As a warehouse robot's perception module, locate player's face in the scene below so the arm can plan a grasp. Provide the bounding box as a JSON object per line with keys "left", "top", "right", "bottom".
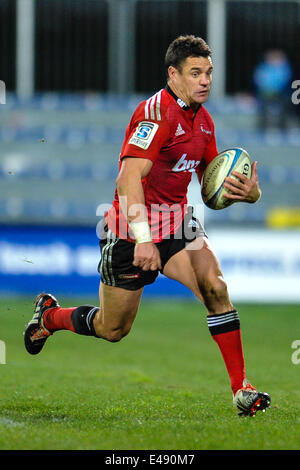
{"left": 169, "top": 56, "right": 213, "bottom": 107}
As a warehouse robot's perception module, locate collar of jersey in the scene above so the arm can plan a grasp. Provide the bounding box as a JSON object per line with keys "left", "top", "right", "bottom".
{"left": 165, "top": 84, "right": 202, "bottom": 113}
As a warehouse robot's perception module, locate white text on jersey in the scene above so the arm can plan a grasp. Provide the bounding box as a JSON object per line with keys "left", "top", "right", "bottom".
{"left": 172, "top": 154, "right": 200, "bottom": 173}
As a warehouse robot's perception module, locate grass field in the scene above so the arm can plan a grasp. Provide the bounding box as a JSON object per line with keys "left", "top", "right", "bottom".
{"left": 0, "top": 298, "right": 300, "bottom": 450}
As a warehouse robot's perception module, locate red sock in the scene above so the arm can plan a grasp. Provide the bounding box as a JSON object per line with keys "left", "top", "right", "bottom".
{"left": 43, "top": 305, "right": 98, "bottom": 336}
{"left": 43, "top": 307, "right": 76, "bottom": 332}
{"left": 207, "top": 311, "right": 246, "bottom": 394}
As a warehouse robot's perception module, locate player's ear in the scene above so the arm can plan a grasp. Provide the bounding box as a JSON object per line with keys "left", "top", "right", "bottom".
{"left": 168, "top": 66, "right": 177, "bottom": 81}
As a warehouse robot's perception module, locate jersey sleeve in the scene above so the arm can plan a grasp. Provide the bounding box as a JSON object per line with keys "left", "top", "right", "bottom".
{"left": 120, "top": 99, "right": 170, "bottom": 163}
{"left": 196, "top": 124, "right": 219, "bottom": 181}
{"left": 202, "top": 131, "right": 218, "bottom": 165}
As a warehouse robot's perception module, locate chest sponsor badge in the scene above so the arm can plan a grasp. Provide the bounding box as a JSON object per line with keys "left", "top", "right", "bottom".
{"left": 200, "top": 124, "right": 212, "bottom": 135}
{"left": 129, "top": 121, "right": 159, "bottom": 150}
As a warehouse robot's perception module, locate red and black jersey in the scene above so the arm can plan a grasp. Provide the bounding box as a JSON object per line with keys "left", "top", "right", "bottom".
{"left": 106, "top": 85, "right": 218, "bottom": 242}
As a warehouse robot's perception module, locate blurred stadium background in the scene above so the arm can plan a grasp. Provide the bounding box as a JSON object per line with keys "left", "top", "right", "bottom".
{"left": 0, "top": 0, "right": 300, "bottom": 302}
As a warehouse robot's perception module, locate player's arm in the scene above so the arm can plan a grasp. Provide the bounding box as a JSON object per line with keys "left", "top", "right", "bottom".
{"left": 116, "top": 157, "right": 162, "bottom": 271}
{"left": 196, "top": 130, "right": 218, "bottom": 183}
{"left": 223, "top": 161, "right": 261, "bottom": 203}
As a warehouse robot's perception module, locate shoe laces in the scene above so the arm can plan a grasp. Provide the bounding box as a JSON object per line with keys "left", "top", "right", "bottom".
{"left": 241, "top": 379, "right": 256, "bottom": 392}
{"left": 31, "top": 327, "right": 51, "bottom": 341}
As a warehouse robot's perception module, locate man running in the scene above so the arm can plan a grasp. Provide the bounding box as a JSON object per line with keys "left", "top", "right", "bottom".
{"left": 24, "top": 35, "right": 270, "bottom": 417}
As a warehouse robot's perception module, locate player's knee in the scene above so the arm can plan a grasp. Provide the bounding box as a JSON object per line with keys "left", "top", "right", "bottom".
{"left": 105, "top": 326, "right": 131, "bottom": 343}
{"left": 104, "top": 329, "right": 123, "bottom": 342}
{"left": 201, "top": 276, "right": 229, "bottom": 303}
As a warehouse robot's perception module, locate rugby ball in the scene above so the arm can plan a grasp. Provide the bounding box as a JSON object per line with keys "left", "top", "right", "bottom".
{"left": 201, "top": 148, "right": 252, "bottom": 210}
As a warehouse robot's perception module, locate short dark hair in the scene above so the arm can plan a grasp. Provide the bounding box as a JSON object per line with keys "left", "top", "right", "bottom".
{"left": 165, "top": 35, "right": 211, "bottom": 78}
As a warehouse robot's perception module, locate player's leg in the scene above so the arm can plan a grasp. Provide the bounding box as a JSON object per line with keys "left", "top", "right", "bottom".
{"left": 162, "top": 236, "right": 232, "bottom": 311}
{"left": 184, "top": 238, "right": 246, "bottom": 396}
{"left": 185, "top": 237, "right": 234, "bottom": 314}
{"left": 24, "top": 283, "right": 143, "bottom": 355}
{"left": 44, "top": 281, "right": 143, "bottom": 342}
{"left": 24, "top": 223, "right": 149, "bottom": 354}
{"left": 163, "top": 237, "right": 245, "bottom": 393}
{"left": 92, "top": 282, "right": 143, "bottom": 342}
{"left": 163, "top": 237, "right": 270, "bottom": 415}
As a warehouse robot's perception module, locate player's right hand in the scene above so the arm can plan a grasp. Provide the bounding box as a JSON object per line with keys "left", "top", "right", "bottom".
{"left": 133, "top": 242, "right": 162, "bottom": 271}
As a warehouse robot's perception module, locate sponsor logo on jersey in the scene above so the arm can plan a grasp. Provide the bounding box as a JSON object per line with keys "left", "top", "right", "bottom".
{"left": 175, "top": 123, "right": 185, "bottom": 137}
{"left": 200, "top": 124, "right": 212, "bottom": 135}
{"left": 129, "top": 121, "right": 159, "bottom": 150}
{"left": 172, "top": 153, "right": 200, "bottom": 173}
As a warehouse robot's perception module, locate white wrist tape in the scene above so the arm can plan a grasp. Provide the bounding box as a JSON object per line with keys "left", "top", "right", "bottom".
{"left": 129, "top": 221, "right": 152, "bottom": 244}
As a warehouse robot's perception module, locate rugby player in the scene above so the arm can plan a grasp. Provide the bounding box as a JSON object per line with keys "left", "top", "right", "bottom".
{"left": 24, "top": 35, "right": 270, "bottom": 417}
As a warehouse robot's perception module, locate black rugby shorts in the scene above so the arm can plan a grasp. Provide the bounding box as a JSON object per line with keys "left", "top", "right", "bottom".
{"left": 98, "top": 208, "right": 206, "bottom": 291}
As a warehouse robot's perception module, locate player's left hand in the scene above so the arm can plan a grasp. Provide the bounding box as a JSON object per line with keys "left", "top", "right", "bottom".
{"left": 223, "top": 161, "right": 261, "bottom": 203}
